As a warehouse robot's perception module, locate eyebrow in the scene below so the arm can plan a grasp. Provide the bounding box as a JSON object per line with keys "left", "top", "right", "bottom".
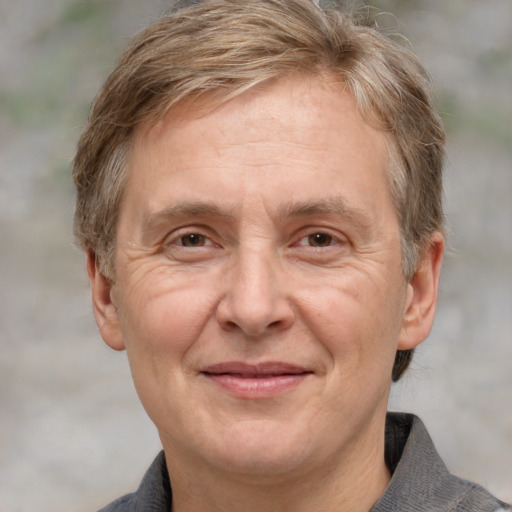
{"left": 142, "top": 200, "right": 233, "bottom": 225}
{"left": 140, "top": 196, "right": 374, "bottom": 240}
{"left": 279, "top": 197, "right": 374, "bottom": 232}
{"left": 140, "top": 201, "right": 235, "bottom": 241}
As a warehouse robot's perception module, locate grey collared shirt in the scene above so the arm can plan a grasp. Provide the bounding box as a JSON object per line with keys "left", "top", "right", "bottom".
{"left": 97, "top": 412, "right": 510, "bottom": 511}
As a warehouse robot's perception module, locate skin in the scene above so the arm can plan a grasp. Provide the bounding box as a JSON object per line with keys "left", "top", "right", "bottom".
{"left": 88, "top": 76, "right": 444, "bottom": 512}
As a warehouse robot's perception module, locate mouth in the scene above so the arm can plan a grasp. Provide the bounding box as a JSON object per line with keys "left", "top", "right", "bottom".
{"left": 200, "top": 362, "right": 313, "bottom": 398}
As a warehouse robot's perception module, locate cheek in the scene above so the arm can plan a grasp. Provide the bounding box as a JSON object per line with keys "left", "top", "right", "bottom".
{"left": 296, "top": 273, "right": 405, "bottom": 373}
{"left": 115, "top": 274, "right": 222, "bottom": 426}
{"left": 116, "top": 270, "right": 220, "bottom": 372}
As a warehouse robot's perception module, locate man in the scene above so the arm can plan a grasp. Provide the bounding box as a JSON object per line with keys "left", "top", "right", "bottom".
{"left": 73, "top": 0, "right": 511, "bottom": 510}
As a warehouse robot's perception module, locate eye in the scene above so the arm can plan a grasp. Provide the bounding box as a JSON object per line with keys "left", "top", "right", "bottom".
{"left": 162, "top": 229, "right": 221, "bottom": 262}
{"left": 307, "top": 232, "right": 333, "bottom": 247}
{"left": 179, "top": 233, "right": 208, "bottom": 247}
{"left": 296, "top": 232, "right": 336, "bottom": 247}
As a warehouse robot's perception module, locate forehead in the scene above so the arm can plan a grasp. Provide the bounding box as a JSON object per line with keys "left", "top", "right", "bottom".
{"left": 135, "top": 75, "right": 389, "bottom": 165}
{"left": 143, "top": 74, "right": 373, "bottom": 134}
{"left": 124, "top": 76, "right": 394, "bottom": 225}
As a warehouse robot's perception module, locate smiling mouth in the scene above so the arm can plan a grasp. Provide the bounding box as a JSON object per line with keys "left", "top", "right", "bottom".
{"left": 201, "top": 362, "right": 312, "bottom": 398}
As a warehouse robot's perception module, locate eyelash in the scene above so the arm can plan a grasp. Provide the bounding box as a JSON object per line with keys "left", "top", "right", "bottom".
{"left": 166, "top": 230, "right": 217, "bottom": 248}
{"left": 177, "top": 233, "right": 209, "bottom": 247}
{"left": 296, "top": 232, "right": 337, "bottom": 248}
{"left": 165, "top": 228, "right": 344, "bottom": 250}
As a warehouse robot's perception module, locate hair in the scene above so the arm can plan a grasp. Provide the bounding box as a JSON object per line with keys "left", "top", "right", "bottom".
{"left": 73, "top": 0, "right": 446, "bottom": 381}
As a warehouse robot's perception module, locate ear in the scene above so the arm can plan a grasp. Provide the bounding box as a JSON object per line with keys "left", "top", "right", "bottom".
{"left": 86, "top": 251, "right": 126, "bottom": 351}
{"left": 398, "top": 232, "right": 444, "bottom": 350}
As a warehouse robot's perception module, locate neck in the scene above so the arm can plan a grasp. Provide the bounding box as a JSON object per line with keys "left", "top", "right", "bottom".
{"left": 164, "top": 419, "right": 391, "bottom": 512}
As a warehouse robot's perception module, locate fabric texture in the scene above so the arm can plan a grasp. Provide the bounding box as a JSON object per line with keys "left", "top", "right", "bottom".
{"left": 97, "top": 412, "right": 510, "bottom": 512}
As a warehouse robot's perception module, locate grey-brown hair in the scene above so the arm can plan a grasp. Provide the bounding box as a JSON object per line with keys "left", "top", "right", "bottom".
{"left": 73, "top": 0, "right": 446, "bottom": 380}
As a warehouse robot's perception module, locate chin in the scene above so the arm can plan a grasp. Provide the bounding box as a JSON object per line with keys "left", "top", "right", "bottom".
{"left": 202, "top": 419, "right": 315, "bottom": 478}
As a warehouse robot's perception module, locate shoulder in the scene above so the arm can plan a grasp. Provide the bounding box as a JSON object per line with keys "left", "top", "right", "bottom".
{"left": 96, "top": 493, "right": 136, "bottom": 512}
{"left": 94, "top": 451, "right": 172, "bottom": 512}
{"left": 453, "top": 484, "right": 511, "bottom": 512}
{"left": 373, "top": 413, "right": 511, "bottom": 512}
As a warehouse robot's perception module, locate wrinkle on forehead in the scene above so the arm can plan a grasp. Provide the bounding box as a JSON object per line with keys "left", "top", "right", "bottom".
{"left": 123, "top": 74, "right": 396, "bottom": 245}
{"left": 135, "top": 74, "right": 362, "bottom": 147}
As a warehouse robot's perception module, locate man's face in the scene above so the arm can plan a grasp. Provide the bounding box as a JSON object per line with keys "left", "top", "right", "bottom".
{"left": 90, "top": 76, "right": 440, "bottom": 480}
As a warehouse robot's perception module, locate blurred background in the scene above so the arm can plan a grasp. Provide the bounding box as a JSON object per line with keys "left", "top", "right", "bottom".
{"left": 0, "top": 0, "right": 510, "bottom": 510}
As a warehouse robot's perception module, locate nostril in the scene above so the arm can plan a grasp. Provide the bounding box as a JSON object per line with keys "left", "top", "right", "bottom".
{"left": 215, "top": 282, "right": 296, "bottom": 336}
{"left": 221, "top": 319, "right": 240, "bottom": 332}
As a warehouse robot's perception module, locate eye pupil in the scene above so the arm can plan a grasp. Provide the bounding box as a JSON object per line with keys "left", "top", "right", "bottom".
{"left": 309, "top": 233, "right": 332, "bottom": 246}
{"left": 181, "top": 234, "right": 204, "bottom": 246}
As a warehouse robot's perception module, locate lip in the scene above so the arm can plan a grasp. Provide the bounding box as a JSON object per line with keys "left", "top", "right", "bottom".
{"left": 201, "top": 362, "right": 312, "bottom": 399}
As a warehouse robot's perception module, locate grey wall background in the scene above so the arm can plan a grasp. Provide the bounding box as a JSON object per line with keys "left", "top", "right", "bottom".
{"left": 0, "top": 1, "right": 510, "bottom": 510}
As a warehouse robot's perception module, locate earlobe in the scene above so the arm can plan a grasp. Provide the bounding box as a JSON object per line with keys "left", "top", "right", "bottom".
{"left": 398, "top": 232, "right": 444, "bottom": 351}
{"left": 86, "top": 251, "right": 126, "bottom": 351}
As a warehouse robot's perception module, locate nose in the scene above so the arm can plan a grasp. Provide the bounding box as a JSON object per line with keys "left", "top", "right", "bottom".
{"left": 216, "top": 248, "right": 295, "bottom": 337}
